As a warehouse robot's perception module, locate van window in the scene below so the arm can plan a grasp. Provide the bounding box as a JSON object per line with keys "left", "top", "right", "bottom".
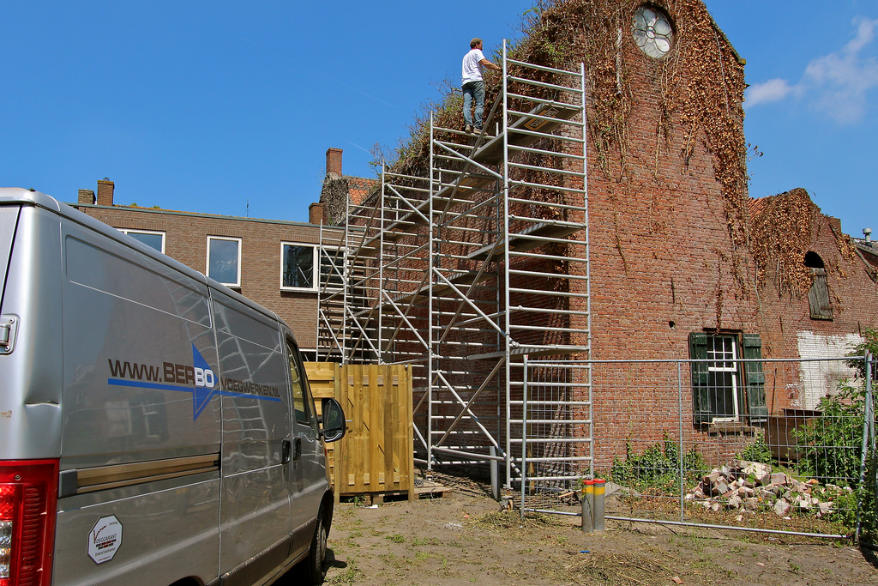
{"left": 0, "top": 207, "right": 18, "bottom": 309}
{"left": 287, "top": 340, "right": 313, "bottom": 426}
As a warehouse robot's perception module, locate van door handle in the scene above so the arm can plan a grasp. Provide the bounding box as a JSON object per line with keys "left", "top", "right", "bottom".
{"left": 293, "top": 437, "right": 302, "bottom": 460}
{"left": 282, "top": 439, "right": 291, "bottom": 464}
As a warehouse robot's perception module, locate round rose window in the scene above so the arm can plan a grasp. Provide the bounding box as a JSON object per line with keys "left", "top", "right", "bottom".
{"left": 633, "top": 5, "right": 673, "bottom": 59}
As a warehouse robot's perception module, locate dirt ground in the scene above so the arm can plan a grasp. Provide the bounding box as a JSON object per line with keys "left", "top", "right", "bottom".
{"left": 320, "top": 474, "right": 878, "bottom": 585}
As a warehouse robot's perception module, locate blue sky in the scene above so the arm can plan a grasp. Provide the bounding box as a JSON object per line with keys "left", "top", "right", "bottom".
{"left": 3, "top": 1, "right": 876, "bottom": 237}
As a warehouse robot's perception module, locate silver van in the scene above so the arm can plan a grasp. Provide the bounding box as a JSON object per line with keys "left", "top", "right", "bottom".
{"left": 0, "top": 188, "right": 346, "bottom": 585}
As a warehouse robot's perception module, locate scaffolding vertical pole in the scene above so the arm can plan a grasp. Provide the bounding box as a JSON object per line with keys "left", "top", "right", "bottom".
{"left": 581, "top": 59, "right": 594, "bottom": 481}
{"left": 378, "top": 165, "right": 386, "bottom": 364}
{"left": 427, "top": 113, "right": 435, "bottom": 470}
{"left": 342, "top": 182, "right": 350, "bottom": 364}
{"left": 502, "top": 38, "right": 513, "bottom": 489}
{"left": 316, "top": 221, "right": 323, "bottom": 360}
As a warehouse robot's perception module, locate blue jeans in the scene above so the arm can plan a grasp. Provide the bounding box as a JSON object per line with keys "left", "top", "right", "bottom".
{"left": 462, "top": 80, "right": 485, "bottom": 128}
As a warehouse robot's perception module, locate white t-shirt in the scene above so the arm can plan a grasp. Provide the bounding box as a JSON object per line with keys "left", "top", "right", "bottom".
{"left": 462, "top": 48, "right": 485, "bottom": 85}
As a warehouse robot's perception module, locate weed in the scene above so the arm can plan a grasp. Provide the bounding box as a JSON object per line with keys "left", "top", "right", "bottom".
{"left": 737, "top": 431, "right": 772, "bottom": 464}
{"left": 325, "top": 558, "right": 363, "bottom": 585}
{"left": 386, "top": 534, "right": 405, "bottom": 544}
{"left": 610, "top": 437, "right": 706, "bottom": 492}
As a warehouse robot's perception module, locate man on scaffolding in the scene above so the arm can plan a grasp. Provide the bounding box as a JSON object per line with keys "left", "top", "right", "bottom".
{"left": 462, "top": 37, "right": 501, "bottom": 134}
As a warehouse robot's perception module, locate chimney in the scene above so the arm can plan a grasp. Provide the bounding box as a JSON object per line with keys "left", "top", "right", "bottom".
{"left": 309, "top": 202, "right": 325, "bottom": 225}
{"left": 78, "top": 189, "right": 95, "bottom": 205}
{"left": 827, "top": 216, "right": 841, "bottom": 234}
{"left": 326, "top": 148, "right": 342, "bottom": 177}
{"left": 96, "top": 179, "right": 115, "bottom": 206}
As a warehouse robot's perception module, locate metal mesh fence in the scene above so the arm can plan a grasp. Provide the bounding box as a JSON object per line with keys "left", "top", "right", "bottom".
{"left": 520, "top": 355, "right": 876, "bottom": 540}
{"left": 513, "top": 357, "right": 592, "bottom": 512}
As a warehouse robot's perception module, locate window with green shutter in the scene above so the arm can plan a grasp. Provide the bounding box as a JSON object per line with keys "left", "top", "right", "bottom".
{"left": 688, "top": 332, "right": 767, "bottom": 427}
{"left": 689, "top": 333, "right": 712, "bottom": 425}
{"left": 742, "top": 334, "right": 767, "bottom": 423}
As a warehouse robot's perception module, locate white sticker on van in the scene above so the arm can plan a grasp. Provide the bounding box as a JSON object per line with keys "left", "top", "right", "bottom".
{"left": 88, "top": 515, "right": 123, "bottom": 565}
{"left": 107, "top": 344, "right": 282, "bottom": 421}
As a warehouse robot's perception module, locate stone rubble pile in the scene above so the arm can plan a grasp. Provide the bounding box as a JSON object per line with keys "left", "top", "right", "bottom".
{"left": 684, "top": 460, "right": 851, "bottom": 518}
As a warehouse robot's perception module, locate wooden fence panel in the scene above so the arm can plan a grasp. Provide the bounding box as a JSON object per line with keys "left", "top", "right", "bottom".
{"left": 305, "top": 362, "right": 414, "bottom": 501}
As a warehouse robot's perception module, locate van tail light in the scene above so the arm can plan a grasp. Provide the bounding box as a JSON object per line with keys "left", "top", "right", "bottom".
{"left": 0, "top": 460, "right": 59, "bottom": 586}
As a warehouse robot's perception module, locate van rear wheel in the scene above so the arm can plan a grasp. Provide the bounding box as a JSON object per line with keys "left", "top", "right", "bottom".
{"left": 303, "top": 512, "right": 327, "bottom": 584}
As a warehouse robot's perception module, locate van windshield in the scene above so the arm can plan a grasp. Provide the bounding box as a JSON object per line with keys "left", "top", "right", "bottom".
{"left": 0, "top": 206, "right": 20, "bottom": 312}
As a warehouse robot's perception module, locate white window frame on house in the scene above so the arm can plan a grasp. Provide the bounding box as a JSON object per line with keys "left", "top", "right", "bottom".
{"left": 280, "top": 242, "right": 318, "bottom": 292}
{"left": 206, "top": 236, "right": 242, "bottom": 288}
{"left": 690, "top": 332, "right": 767, "bottom": 427}
{"left": 706, "top": 335, "right": 740, "bottom": 423}
{"left": 119, "top": 228, "right": 165, "bottom": 254}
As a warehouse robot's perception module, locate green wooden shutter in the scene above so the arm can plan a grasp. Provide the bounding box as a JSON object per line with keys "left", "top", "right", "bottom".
{"left": 689, "top": 333, "right": 712, "bottom": 425}
{"left": 742, "top": 334, "right": 768, "bottom": 422}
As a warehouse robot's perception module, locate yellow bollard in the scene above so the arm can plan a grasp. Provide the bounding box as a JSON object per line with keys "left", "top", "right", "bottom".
{"left": 592, "top": 478, "right": 606, "bottom": 532}
{"left": 581, "top": 479, "right": 594, "bottom": 533}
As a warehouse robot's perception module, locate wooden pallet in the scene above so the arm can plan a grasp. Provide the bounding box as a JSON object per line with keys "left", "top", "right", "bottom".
{"left": 414, "top": 480, "right": 453, "bottom": 499}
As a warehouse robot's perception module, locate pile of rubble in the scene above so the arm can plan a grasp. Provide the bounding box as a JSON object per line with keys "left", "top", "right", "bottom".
{"left": 685, "top": 460, "right": 851, "bottom": 518}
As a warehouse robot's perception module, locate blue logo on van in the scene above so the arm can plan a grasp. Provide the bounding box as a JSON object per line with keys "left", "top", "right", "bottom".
{"left": 107, "top": 345, "right": 281, "bottom": 421}
{"left": 191, "top": 346, "right": 216, "bottom": 420}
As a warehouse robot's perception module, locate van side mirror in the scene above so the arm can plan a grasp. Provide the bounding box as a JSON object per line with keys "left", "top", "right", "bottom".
{"left": 320, "top": 398, "right": 346, "bottom": 443}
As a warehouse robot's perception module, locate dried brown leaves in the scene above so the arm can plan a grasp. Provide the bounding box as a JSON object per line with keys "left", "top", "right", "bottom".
{"left": 749, "top": 188, "right": 821, "bottom": 295}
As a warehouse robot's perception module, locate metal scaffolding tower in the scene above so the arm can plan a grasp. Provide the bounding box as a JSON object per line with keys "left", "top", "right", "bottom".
{"left": 318, "top": 42, "right": 593, "bottom": 501}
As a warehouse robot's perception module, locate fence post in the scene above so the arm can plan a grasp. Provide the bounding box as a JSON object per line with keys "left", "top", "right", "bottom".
{"left": 857, "top": 352, "right": 874, "bottom": 543}
{"left": 868, "top": 351, "right": 874, "bottom": 453}
{"left": 520, "top": 354, "right": 529, "bottom": 518}
{"left": 678, "top": 361, "right": 685, "bottom": 522}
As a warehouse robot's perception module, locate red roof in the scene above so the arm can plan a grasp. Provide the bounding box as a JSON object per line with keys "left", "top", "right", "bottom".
{"left": 347, "top": 176, "right": 378, "bottom": 206}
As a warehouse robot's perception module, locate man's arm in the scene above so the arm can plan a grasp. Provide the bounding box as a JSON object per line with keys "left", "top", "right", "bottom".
{"left": 479, "top": 58, "right": 502, "bottom": 72}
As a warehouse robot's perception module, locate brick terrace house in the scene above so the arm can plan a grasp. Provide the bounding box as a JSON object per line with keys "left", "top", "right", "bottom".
{"left": 69, "top": 149, "right": 376, "bottom": 356}
{"left": 317, "top": 0, "right": 877, "bottom": 469}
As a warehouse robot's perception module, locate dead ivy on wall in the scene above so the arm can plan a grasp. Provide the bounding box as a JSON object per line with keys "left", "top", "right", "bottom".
{"left": 749, "top": 188, "right": 858, "bottom": 297}
{"left": 386, "top": 0, "right": 749, "bottom": 244}
{"left": 377, "top": 0, "right": 858, "bottom": 307}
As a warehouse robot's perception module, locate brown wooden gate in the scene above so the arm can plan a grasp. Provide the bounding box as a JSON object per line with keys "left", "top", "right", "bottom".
{"left": 305, "top": 362, "right": 414, "bottom": 501}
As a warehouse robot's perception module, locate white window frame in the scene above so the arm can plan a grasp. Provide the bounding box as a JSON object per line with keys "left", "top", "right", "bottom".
{"left": 207, "top": 236, "right": 242, "bottom": 288}
{"left": 119, "top": 228, "right": 165, "bottom": 254}
{"left": 280, "top": 242, "right": 318, "bottom": 292}
{"left": 706, "top": 335, "right": 739, "bottom": 423}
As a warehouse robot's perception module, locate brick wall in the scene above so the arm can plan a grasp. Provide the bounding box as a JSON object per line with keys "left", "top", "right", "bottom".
{"left": 72, "top": 204, "right": 344, "bottom": 349}
{"left": 574, "top": 19, "right": 757, "bottom": 463}
{"left": 754, "top": 212, "right": 878, "bottom": 411}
